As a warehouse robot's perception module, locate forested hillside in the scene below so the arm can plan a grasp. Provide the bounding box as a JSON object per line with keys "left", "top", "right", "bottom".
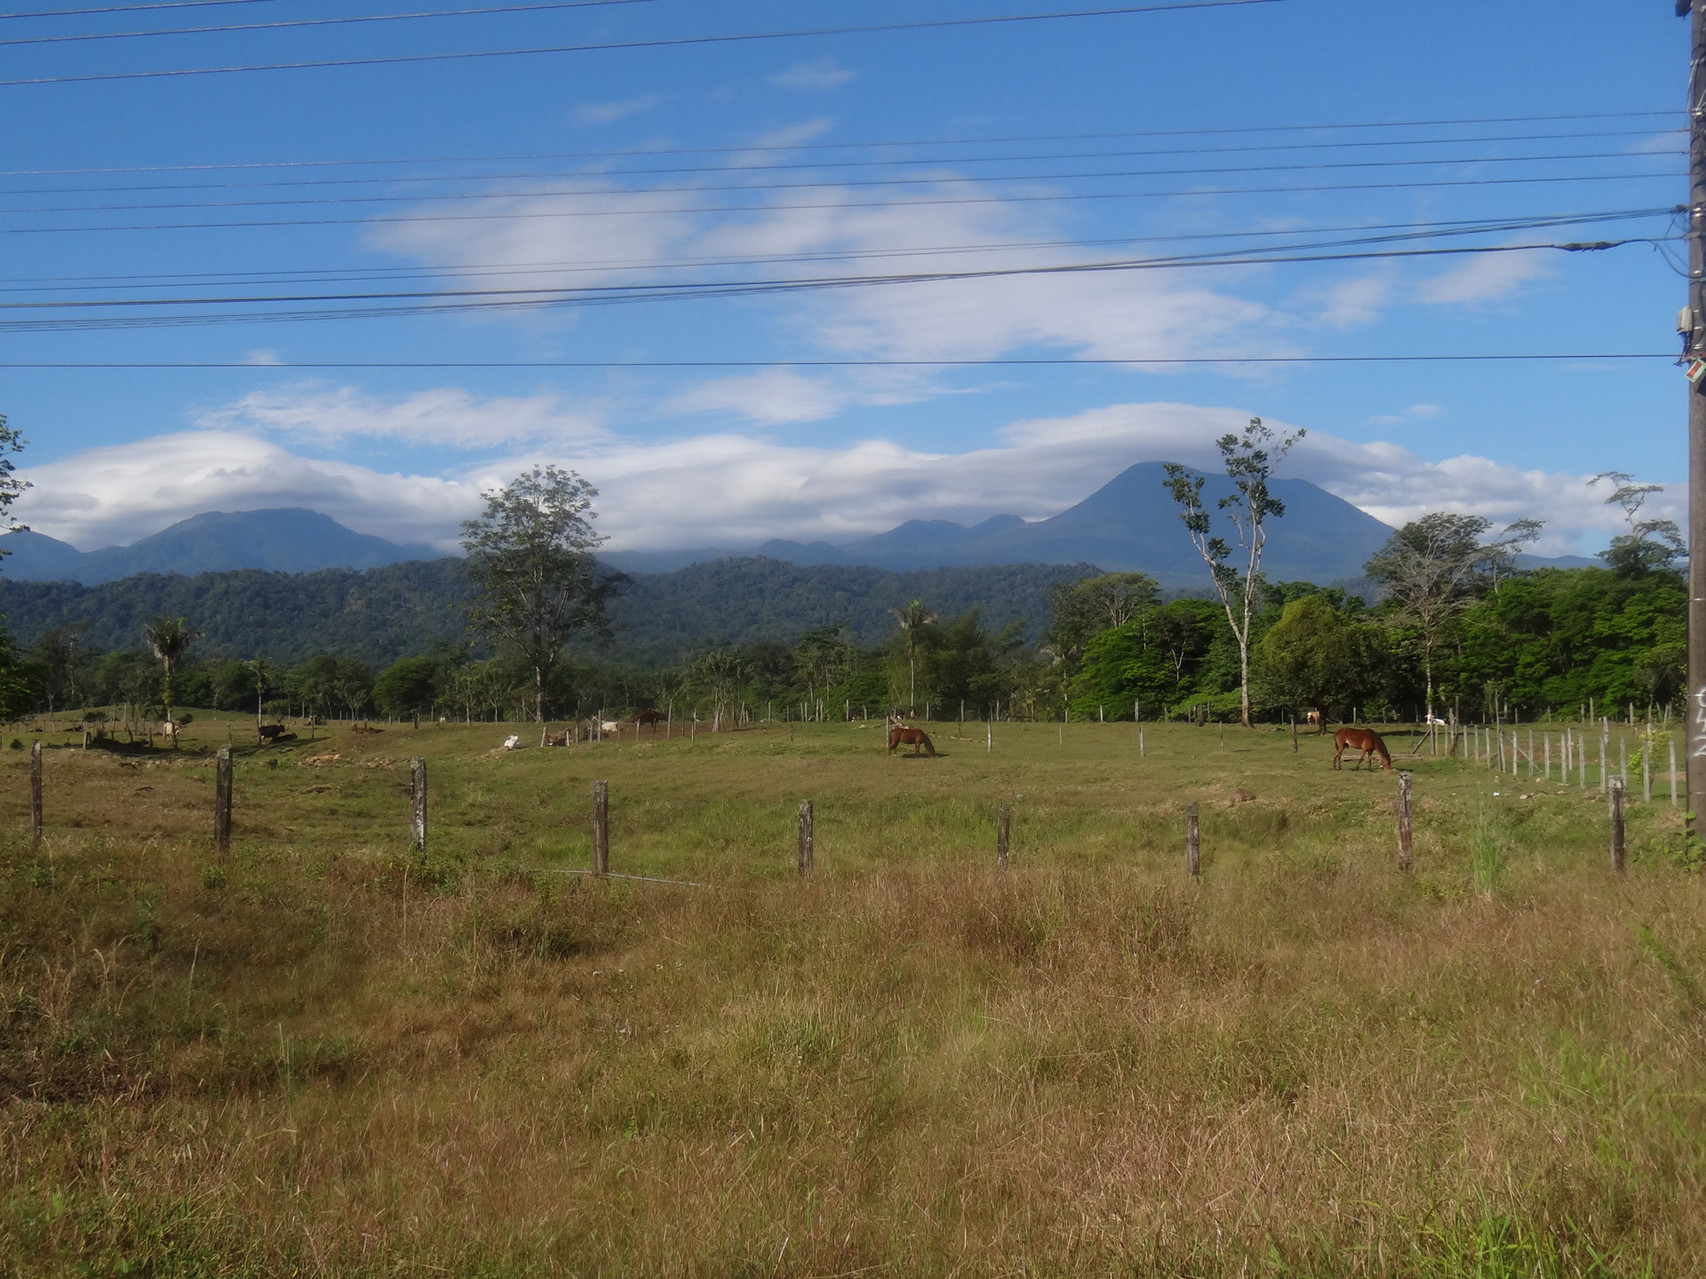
{"left": 0, "top": 556, "right": 1097, "bottom": 667}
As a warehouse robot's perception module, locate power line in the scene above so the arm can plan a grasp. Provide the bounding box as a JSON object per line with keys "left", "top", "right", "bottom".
{"left": 2, "top": 170, "right": 1682, "bottom": 234}
{"left": 0, "top": 238, "right": 1657, "bottom": 331}
{"left": 0, "top": 0, "right": 276, "bottom": 20}
{"left": 0, "top": 355, "right": 1674, "bottom": 368}
{"left": 0, "top": 111, "right": 1677, "bottom": 179}
{"left": 3, "top": 129, "right": 1681, "bottom": 199}
{"left": 0, "top": 0, "right": 657, "bottom": 47}
{"left": 0, "top": 148, "right": 1679, "bottom": 217}
{"left": 2, "top": 209, "right": 1664, "bottom": 294}
{"left": 0, "top": 0, "right": 1288, "bottom": 86}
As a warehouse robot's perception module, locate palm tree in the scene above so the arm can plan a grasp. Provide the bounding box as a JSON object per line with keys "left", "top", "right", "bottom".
{"left": 889, "top": 599, "right": 936, "bottom": 712}
{"left": 247, "top": 657, "right": 275, "bottom": 726}
{"left": 143, "top": 616, "right": 200, "bottom": 746}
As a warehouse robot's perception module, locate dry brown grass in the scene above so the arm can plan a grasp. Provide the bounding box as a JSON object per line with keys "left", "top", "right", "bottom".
{"left": 0, "top": 715, "right": 1701, "bottom": 1275}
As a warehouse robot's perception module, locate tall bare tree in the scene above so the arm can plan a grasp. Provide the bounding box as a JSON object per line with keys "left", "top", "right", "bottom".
{"left": 1589, "top": 470, "right": 1686, "bottom": 576}
{"left": 1364, "top": 513, "right": 1505, "bottom": 718}
{"left": 461, "top": 465, "right": 621, "bottom": 722}
{"left": 1163, "top": 418, "right": 1303, "bottom": 728}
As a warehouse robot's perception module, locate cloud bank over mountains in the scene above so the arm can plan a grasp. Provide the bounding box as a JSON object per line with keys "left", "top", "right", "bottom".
{"left": 14, "top": 394, "right": 1667, "bottom": 560}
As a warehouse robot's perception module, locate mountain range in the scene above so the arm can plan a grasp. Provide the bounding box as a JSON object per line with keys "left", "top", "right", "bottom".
{"left": 605, "top": 462, "right": 1396, "bottom": 586}
{"left": 1, "top": 463, "right": 1591, "bottom": 588}
{"left": 0, "top": 509, "right": 442, "bottom": 585}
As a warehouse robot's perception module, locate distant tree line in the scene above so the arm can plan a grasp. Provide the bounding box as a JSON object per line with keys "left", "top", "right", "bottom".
{"left": 0, "top": 453, "right": 1687, "bottom": 730}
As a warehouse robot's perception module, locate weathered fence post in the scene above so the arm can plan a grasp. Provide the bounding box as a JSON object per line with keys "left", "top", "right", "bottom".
{"left": 410, "top": 757, "right": 427, "bottom": 855}
{"left": 1291, "top": 714, "right": 1298, "bottom": 753}
{"left": 1396, "top": 770, "right": 1413, "bottom": 872}
{"left": 30, "top": 740, "right": 42, "bottom": 851}
{"left": 997, "top": 804, "right": 1011, "bottom": 869}
{"left": 591, "top": 780, "right": 609, "bottom": 874}
{"left": 1185, "top": 801, "right": 1200, "bottom": 882}
{"left": 1671, "top": 736, "right": 1679, "bottom": 807}
{"left": 797, "top": 799, "right": 814, "bottom": 876}
{"left": 213, "top": 745, "right": 233, "bottom": 855}
{"left": 1609, "top": 776, "right": 1626, "bottom": 874}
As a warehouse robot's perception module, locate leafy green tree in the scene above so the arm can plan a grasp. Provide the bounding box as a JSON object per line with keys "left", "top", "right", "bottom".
{"left": 0, "top": 413, "right": 29, "bottom": 554}
{"left": 143, "top": 616, "right": 199, "bottom": 743}
{"left": 1454, "top": 567, "right": 1685, "bottom": 717}
{"left": 1068, "top": 598, "right": 1229, "bottom": 721}
{"left": 888, "top": 599, "right": 937, "bottom": 711}
{"left": 374, "top": 655, "right": 442, "bottom": 719}
{"left": 1163, "top": 417, "right": 1303, "bottom": 727}
{"left": 1045, "top": 572, "right": 1160, "bottom": 675}
{"left": 461, "top": 465, "right": 621, "bottom": 721}
{"left": 1253, "top": 595, "right": 1387, "bottom": 726}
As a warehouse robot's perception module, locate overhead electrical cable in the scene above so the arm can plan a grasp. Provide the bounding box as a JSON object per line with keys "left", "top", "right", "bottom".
{"left": 0, "top": 238, "right": 1654, "bottom": 332}
{"left": 0, "top": 148, "right": 1678, "bottom": 218}
{"left": 1, "top": 209, "right": 1665, "bottom": 295}
{"left": 0, "top": 0, "right": 1291, "bottom": 87}
{"left": 0, "top": 0, "right": 276, "bottom": 19}
{"left": 0, "top": 130, "right": 1681, "bottom": 199}
{"left": 0, "top": 111, "right": 1676, "bottom": 178}
{"left": 0, "top": 355, "right": 1675, "bottom": 368}
{"left": 0, "top": 0, "right": 658, "bottom": 47}
{"left": 1, "top": 170, "right": 1682, "bottom": 234}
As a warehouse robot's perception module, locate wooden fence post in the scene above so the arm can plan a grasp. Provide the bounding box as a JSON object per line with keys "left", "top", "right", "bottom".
{"left": 997, "top": 804, "right": 1011, "bottom": 869}
{"left": 214, "top": 745, "right": 233, "bottom": 855}
{"left": 1671, "top": 736, "right": 1679, "bottom": 807}
{"left": 1396, "top": 770, "right": 1413, "bottom": 871}
{"left": 410, "top": 757, "right": 427, "bottom": 855}
{"left": 1291, "top": 714, "right": 1298, "bottom": 753}
{"left": 1185, "top": 801, "right": 1200, "bottom": 882}
{"left": 592, "top": 780, "right": 609, "bottom": 874}
{"left": 797, "top": 799, "right": 814, "bottom": 876}
{"left": 1609, "top": 776, "right": 1626, "bottom": 875}
{"left": 30, "top": 740, "right": 42, "bottom": 851}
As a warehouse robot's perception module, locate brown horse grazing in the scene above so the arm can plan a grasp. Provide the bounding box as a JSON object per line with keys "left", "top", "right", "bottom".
{"left": 634, "top": 709, "right": 666, "bottom": 735}
{"left": 888, "top": 724, "right": 936, "bottom": 757}
{"left": 1332, "top": 726, "right": 1392, "bottom": 771}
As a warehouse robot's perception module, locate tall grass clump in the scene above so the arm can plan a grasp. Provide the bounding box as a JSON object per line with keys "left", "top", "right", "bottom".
{"left": 1471, "top": 800, "right": 1511, "bottom": 895}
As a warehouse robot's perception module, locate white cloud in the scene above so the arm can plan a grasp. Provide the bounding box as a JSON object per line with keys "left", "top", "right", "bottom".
{"left": 665, "top": 369, "right": 850, "bottom": 425}
{"left": 12, "top": 431, "right": 481, "bottom": 552}
{"left": 1415, "top": 247, "right": 1552, "bottom": 306}
{"left": 1313, "top": 274, "right": 1391, "bottom": 328}
{"left": 770, "top": 58, "right": 856, "bottom": 91}
{"left": 569, "top": 94, "right": 661, "bottom": 126}
{"left": 17, "top": 399, "right": 1668, "bottom": 560}
{"left": 194, "top": 384, "right": 609, "bottom": 450}
{"left": 242, "top": 349, "right": 282, "bottom": 366}
{"left": 1367, "top": 403, "right": 1442, "bottom": 426}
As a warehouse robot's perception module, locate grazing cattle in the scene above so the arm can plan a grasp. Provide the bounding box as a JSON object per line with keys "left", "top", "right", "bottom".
{"left": 258, "top": 723, "right": 288, "bottom": 742}
{"left": 634, "top": 710, "right": 666, "bottom": 734}
{"left": 545, "top": 730, "right": 571, "bottom": 747}
{"left": 600, "top": 720, "right": 621, "bottom": 736}
{"left": 1332, "top": 727, "right": 1392, "bottom": 771}
{"left": 1304, "top": 710, "right": 1324, "bottom": 732}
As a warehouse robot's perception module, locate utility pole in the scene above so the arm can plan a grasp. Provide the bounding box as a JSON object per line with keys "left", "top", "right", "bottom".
{"left": 1685, "top": 0, "right": 1706, "bottom": 831}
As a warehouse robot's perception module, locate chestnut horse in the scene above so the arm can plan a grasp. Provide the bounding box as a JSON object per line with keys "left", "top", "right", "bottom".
{"left": 1332, "top": 726, "right": 1392, "bottom": 771}
{"left": 888, "top": 723, "right": 936, "bottom": 757}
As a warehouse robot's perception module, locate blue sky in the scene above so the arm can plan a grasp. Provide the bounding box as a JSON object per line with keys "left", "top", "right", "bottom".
{"left": 1, "top": 0, "right": 1690, "bottom": 557}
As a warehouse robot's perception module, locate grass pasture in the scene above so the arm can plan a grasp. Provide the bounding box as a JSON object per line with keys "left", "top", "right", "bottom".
{"left": 1, "top": 714, "right": 1703, "bottom": 1276}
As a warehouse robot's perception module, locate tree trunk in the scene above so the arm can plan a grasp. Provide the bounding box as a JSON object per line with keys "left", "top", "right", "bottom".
{"left": 1238, "top": 641, "right": 1252, "bottom": 728}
